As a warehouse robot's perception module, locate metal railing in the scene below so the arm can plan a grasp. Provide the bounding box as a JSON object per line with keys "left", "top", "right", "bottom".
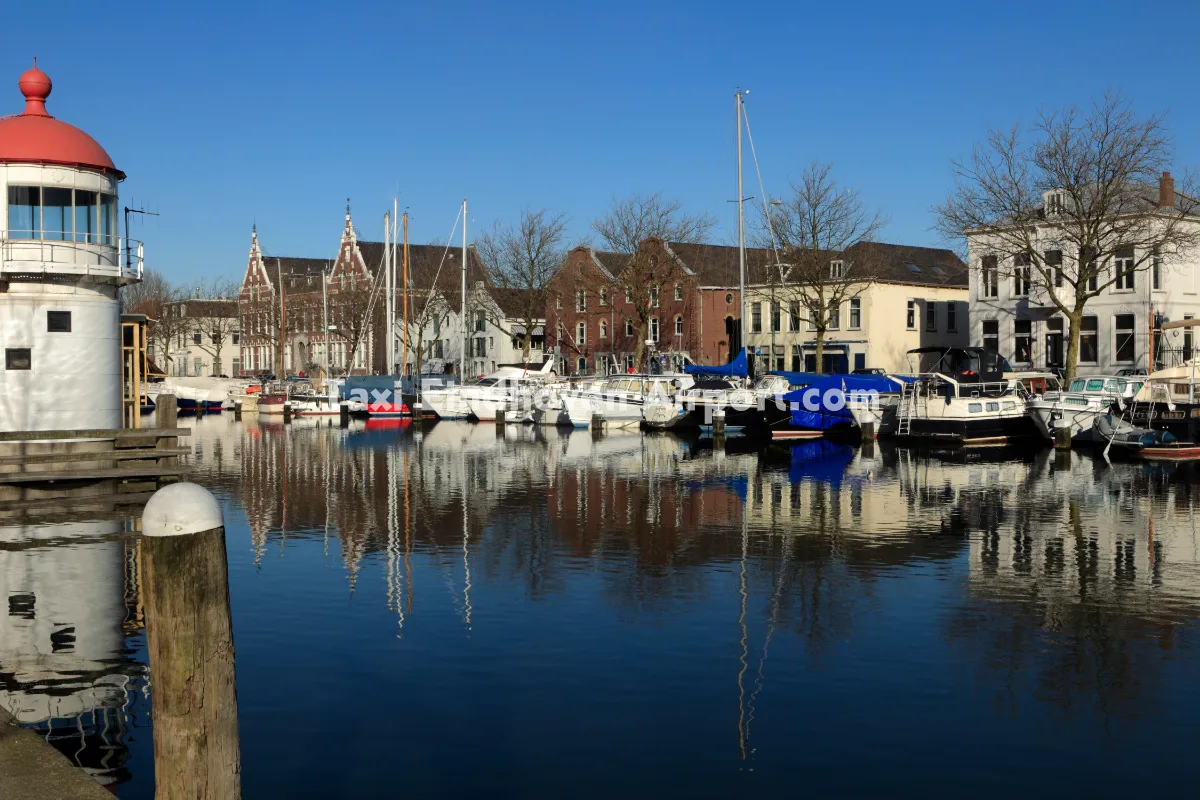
{"left": 1, "top": 233, "right": 143, "bottom": 282}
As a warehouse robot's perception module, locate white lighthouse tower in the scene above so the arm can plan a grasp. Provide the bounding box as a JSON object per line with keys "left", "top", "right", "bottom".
{"left": 0, "top": 61, "right": 141, "bottom": 432}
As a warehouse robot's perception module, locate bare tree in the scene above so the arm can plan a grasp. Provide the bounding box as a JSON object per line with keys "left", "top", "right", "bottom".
{"left": 591, "top": 192, "right": 716, "bottom": 254}
{"left": 124, "top": 270, "right": 189, "bottom": 375}
{"left": 935, "top": 91, "right": 1200, "bottom": 379}
{"left": 120, "top": 268, "right": 170, "bottom": 315}
{"left": 590, "top": 194, "right": 716, "bottom": 369}
{"left": 764, "top": 162, "right": 887, "bottom": 373}
{"left": 477, "top": 208, "right": 568, "bottom": 360}
{"left": 333, "top": 272, "right": 379, "bottom": 375}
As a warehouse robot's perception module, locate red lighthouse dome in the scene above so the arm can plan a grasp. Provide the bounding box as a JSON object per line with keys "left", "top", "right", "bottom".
{"left": 0, "top": 60, "right": 124, "bottom": 179}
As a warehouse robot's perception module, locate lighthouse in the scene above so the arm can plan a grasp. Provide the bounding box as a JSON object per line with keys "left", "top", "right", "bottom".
{"left": 0, "top": 61, "right": 140, "bottom": 432}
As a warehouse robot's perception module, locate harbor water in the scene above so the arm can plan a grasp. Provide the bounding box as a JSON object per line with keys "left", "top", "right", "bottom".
{"left": 4, "top": 415, "right": 1200, "bottom": 797}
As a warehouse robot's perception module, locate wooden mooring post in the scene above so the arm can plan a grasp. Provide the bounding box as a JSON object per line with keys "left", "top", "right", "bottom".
{"left": 1054, "top": 427, "right": 1072, "bottom": 450}
{"left": 339, "top": 403, "right": 350, "bottom": 428}
{"left": 142, "top": 483, "right": 241, "bottom": 800}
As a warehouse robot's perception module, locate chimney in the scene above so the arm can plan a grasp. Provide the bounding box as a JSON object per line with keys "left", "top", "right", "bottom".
{"left": 1160, "top": 171, "right": 1175, "bottom": 209}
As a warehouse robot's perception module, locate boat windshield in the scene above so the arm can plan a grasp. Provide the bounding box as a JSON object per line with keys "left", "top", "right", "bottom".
{"left": 1085, "top": 379, "right": 1105, "bottom": 392}
{"left": 1068, "top": 378, "right": 1086, "bottom": 392}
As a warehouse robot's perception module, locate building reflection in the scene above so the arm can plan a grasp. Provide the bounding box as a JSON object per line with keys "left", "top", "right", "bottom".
{"left": 0, "top": 520, "right": 147, "bottom": 791}
{"left": 180, "top": 414, "right": 1200, "bottom": 733}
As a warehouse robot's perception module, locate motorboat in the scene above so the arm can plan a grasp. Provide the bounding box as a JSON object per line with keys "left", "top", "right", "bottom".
{"left": 762, "top": 372, "right": 909, "bottom": 439}
{"left": 889, "top": 347, "right": 1054, "bottom": 445}
{"left": 459, "top": 359, "right": 557, "bottom": 422}
{"left": 1026, "top": 375, "right": 1143, "bottom": 444}
{"left": 560, "top": 373, "right": 695, "bottom": 428}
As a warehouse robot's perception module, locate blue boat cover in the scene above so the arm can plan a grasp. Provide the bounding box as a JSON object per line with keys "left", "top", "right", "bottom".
{"left": 341, "top": 376, "right": 398, "bottom": 403}
{"left": 771, "top": 372, "right": 909, "bottom": 430}
{"left": 788, "top": 439, "right": 855, "bottom": 488}
{"left": 685, "top": 349, "right": 749, "bottom": 378}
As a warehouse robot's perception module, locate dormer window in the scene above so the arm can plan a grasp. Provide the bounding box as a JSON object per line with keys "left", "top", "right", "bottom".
{"left": 830, "top": 260, "right": 844, "bottom": 279}
{"left": 905, "top": 263, "right": 921, "bottom": 274}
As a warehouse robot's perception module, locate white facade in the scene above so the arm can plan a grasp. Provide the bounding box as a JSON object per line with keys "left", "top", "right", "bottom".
{"left": 0, "top": 164, "right": 138, "bottom": 431}
{"left": 968, "top": 227, "right": 1200, "bottom": 375}
{"left": 403, "top": 286, "right": 546, "bottom": 378}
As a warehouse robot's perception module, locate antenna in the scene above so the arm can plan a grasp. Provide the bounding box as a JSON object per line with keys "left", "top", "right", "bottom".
{"left": 124, "top": 205, "right": 160, "bottom": 274}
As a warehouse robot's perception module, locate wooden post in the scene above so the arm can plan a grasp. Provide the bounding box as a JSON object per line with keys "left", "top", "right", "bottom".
{"left": 1054, "top": 426, "right": 1072, "bottom": 450}
{"left": 233, "top": 402, "right": 242, "bottom": 421}
{"left": 283, "top": 403, "right": 292, "bottom": 424}
{"left": 713, "top": 410, "right": 726, "bottom": 437}
{"left": 157, "top": 395, "right": 179, "bottom": 473}
{"left": 860, "top": 421, "right": 875, "bottom": 444}
{"left": 142, "top": 484, "right": 241, "bottom": 800}
{"left": 496, "top": 408, "right": 506, "bottom": 427}
{"left": 590, "top": 413, "right": 603, "bottom": 438}
{"left": 339, "top": 403, "right": 350, "bottom": 428}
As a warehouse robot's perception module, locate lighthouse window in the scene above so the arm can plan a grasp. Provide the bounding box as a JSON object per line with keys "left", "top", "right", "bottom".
{"left": 5, "top": 348, "right": 31, "bottom": 370}
{"left": 47, "top": 311, "right": 71, "bottom": 332}
{"left": 74, "top": 190, "right": 98, "bottom": 243}
{"left": 7, "top": 186, "right": 39, "bottom": 239}
{"left": 100, "top": 194, "right": 116, "bottom": 245}
{"left": 42, "top": 188, "right": 72, "bottom": 241}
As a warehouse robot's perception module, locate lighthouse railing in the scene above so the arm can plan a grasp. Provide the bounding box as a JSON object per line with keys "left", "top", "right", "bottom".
{"left": 1, "top": 233, "right": 143, "bottom": 283}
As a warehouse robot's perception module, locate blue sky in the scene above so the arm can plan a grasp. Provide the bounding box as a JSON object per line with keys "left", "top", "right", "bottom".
{"left": 7, "top": 0, "right": 1200, "bottom": 284}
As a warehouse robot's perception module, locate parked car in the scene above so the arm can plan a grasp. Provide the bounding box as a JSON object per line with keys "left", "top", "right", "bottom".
{"left": 852, "top": 367, "right": 885, "bottom": 375}
{"left": 1115, "top": 367, "right": 1148, "bottom": 377}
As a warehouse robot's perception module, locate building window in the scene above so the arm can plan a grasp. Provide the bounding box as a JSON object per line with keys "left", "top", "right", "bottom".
{"left": 232, "top": 333, "right": 240, "bottom": 345}
{"left": 770, "top": 301, "right": 781, "bottom": 333}
{"left": 981, "top": 255, "right": 998, "bottom": 299}
{"left": 828, "top": 302, "right": 840, "bottom": 330}
{"left": 193, "top": 332, "right": 202, "bottom": 345}
{"left": 1082, "top": 247, "right": 1099, "bottom": 292}
{"left": 475, "top": 312, "right": 486, "bottom": 332}
{"left": 1045, "top": 249, "right": 1063, "bottom": 288}
{"left": 623, "top": 354, "right": 634, "bottom": 371}
{"left": 625, "top": 290, "right": 632, "bottom": 304}
{"left": 848, "top": 298, "right": 862, "bottom": 329}
{"left": 791, "top": 344, "right": 802, "bottom": 372}
{"left": 1080, "top": 316, "right": 1098, "bottom": 363}
{"left": 600, "top": 288, "right": 608, "bottom": 306}
{"left": 577, "top": 357, "right": 586, "bottom": 374}
{"left": 599, "top": 320, "right": 608, "bottom": 339}
{"left": 750, "top": 302, "right": 762, "bottom": 333}
{"left": 674, "top": 283, "right": 683, "bottom": 301}
{"left": 906, "top": 300, "right": 916, "bottom": 330}
{"left": 924, "top": 302, "right": 936, "bottom": 332}
{"left": 1114, "top": 248, "right": 1135, "bottom": 291}
{"left": 1013, "top": 253, "right": 1031, "bottom": 296}
{"left": 5, "top": 348, "right": 31, "bottom": 370}
{"left": 830, "top": 260, "right": 844, "bottom": 279}
{"left": 46, "top": 311, "right": 71, "bottom": 332}
{"left": 1152, "top": 250, "right": 1162, "bottom": 291}
{"left": 474, "top": 337, "right": 487, "bottom": 357}
{"left": 625, "top": 319, "right": 634, "bottom": 337}
{"left": 946, "top": 302, "right": 956, "bottom": 332}
{"left": 674, "top": 315, "right": 683, "bottom": 336}
{"left": 575, "top": 289, "right": 587, "bottom": 312}
{"left": 725, "top": 292, "right": 733, "bottom": 305}
{"left": 1115, "top": 313, "right": 1136, "bottom": 363}
{"left": 650, "top": 285, "right": 660, "bottom": 308}
{"left": 576, "top": 321, "right": 586, "bottom": 346}
{"left": 555, "top": 296, "right": 562, "bottom": 310}
{"left": 1014, "top": 319, "right": 1032, "bottom": 363}
{"left": 7, "top": 186, "right": 40, "bottom": 239}
{"left": 1045, "top": 317, "right": 1064, "bottom": 368}
{"left": 649, "top": 317, "right": 660, "bottom": 342}
{"left": 1184, "top": 315, "right": 1194, "bottom": 361}
{"left": 556, "top": 321, "right": 564, "bottom": 343}
{"left": 789, "top": 300, "right": 802, "bottom": 331}
{"left": 982, "top": 319, "right": 999, "bottom": 351}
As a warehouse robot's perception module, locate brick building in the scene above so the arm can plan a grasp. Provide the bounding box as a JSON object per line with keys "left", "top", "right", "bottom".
{"left": 545, "top": 238, "right": 774, "bottom": 375}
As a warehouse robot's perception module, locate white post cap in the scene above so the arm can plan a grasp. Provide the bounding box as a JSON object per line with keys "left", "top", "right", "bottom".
{"left": 143, "top": 482, "right": 224, "bottom": 537}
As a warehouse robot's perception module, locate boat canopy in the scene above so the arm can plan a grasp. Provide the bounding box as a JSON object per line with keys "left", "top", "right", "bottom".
{"left": 771, "top": 371, "right": 909, "bottom": 393}
{"left": 770, "top": 372, "right": 907, "bottom": 431}
{"left": 907, "top": 346, "right": 1011, "bottom": 382}
{"left": 685, "top": 349, "right": 749, "bottom": 378}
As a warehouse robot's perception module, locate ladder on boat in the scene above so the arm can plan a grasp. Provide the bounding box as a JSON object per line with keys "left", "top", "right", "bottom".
{"left": 896, "top": 382, "right": 917, "bottom": 436}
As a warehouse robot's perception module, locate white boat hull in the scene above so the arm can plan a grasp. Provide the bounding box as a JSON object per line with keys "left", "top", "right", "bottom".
{"left": 423, "top": 388, "right": 471, "bottom": 420}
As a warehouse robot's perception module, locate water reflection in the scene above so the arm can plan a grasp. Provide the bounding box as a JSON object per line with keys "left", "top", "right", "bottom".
{"left": 0, "top": 520, "right": 147, "bottom": 791}
{"left": 8, "top": 414, "right": 1200, "bottom": 796}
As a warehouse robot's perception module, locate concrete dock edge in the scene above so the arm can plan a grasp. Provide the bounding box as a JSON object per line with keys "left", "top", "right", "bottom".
{"left": 0, "top": 707, "right": 111, "bottom": 800}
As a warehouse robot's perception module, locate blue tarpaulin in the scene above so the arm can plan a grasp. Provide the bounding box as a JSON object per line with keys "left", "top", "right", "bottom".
{"left": 341, "top": 376, "right": 399, "bottom": 403}
{"left": 772, "top": 372, "right": 909, "bottom": 430}
{"left": 685, "top": 350, "right": 749, "bottom": 378}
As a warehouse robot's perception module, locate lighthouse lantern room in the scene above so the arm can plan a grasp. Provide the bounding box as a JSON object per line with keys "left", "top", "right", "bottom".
{"left": 0, "top": 61, "right": 142, "bottom": 432}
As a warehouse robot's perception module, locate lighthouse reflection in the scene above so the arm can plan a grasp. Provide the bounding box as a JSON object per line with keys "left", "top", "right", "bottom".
{"left": 0, "top": 520, "right": 148, "bottom": 791}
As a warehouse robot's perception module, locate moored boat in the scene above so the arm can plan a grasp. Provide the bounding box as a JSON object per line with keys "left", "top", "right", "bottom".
{"left": 1026, "top": 375, "right": 1143, "bottom": 444}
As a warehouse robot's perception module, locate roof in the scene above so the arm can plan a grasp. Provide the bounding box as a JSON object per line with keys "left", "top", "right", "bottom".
{"left": 843, "top": 242, "right": 968, "bottom": 287}
{"left": 664, "top": 241, "right": 777, "bottom": 285}
{"left": 165, "top": 298, "right": 238, "bottom": 318}
{"left": 0, "top": 64, "right": 123, "bottom": 179}
{"left": 592, "top": 250, "right": 628, "bottom": 279}
{"left": 488, "top": 287, "right": 546, "bottom": 318}
{"left": 356, "top": 241, "right": 490, "bottom": 309}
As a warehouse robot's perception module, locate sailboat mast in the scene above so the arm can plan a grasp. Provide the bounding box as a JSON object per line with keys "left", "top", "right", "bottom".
{"left": 736, "top": 91, "right": 747, "bottom": 369}
{"left": 384, "top": 211, "right": 393, "bottom": 376}
{"left": 461, "top": 199, "right": 468, "bottom": 378}
{"left": 403, "top": 211, "right": 410, "bottom": 376}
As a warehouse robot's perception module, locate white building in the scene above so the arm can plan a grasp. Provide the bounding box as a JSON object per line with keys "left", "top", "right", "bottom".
{"left": 0, "top": 63, "right": 142, "bottom": 431}
{"left": 967, "top": 173, "right": 1200, "bottom": 374}
{"left": 744, "top": 242, "right": 970, "bottom": 373}
{"left": 159, "top": 298, "right": 240, "bottom": 377}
